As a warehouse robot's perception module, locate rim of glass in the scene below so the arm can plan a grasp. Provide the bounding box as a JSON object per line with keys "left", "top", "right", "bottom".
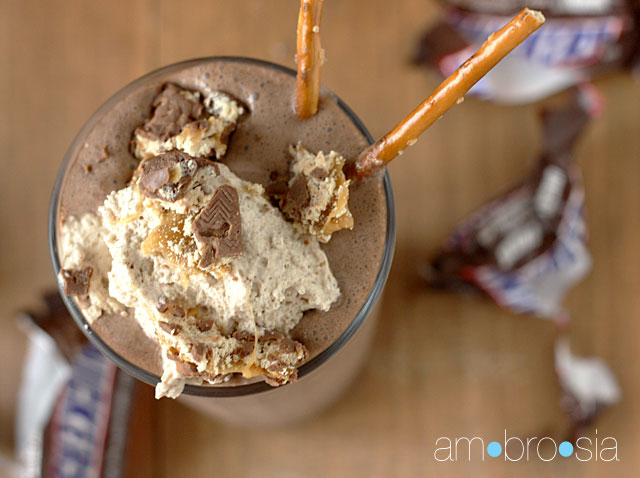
{"left": 49, "top": 56, "right": 396, "bottom": 397}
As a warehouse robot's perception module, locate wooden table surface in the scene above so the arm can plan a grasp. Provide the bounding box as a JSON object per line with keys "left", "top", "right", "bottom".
{"left": 1, "top": 1, "right": 639, "bottom": 476}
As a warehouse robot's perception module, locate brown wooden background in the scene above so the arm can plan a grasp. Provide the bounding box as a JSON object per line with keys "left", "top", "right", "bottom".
{"left": 1, "top": 1, "right": 639, "bottom": 476}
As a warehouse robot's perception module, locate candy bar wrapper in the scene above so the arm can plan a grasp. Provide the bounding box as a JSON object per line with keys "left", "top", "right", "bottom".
{"left": 414, "top": 0, "right": 640, "bottom": 104}
{"left": 421, "top": 90, "right": 620, "bottom": 435}
{"left": 555, "top": 338, "right": 621, "bottom": 441}
{"left": 421, "top": 90, "right": 593, "bottom": 317}
{"left": 15, "top": 292, "right": 139, "bottom": 478}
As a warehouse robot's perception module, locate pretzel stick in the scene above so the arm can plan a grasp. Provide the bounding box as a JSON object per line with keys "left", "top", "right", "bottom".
{"left": 295, "top": 0, "right": 324, "bottom": 119}
{"left": 350, "top": 8, "right": 545, "bottom": 180}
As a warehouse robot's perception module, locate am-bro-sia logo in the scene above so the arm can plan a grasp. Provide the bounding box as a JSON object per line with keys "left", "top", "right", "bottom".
{"left": 434, "top": 430, "right": 619, "bottom": 462}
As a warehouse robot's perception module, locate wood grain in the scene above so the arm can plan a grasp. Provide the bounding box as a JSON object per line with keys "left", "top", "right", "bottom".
{"left": 0, "top": 1, "right": 638, "bottom": 476}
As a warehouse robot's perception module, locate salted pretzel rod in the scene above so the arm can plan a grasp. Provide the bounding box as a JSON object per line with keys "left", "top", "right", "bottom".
{"left": 350, "top": 8, "right": 545, "bottom": 180}
{"left": 295, "top": 0, "right": 324, "bottom": 119}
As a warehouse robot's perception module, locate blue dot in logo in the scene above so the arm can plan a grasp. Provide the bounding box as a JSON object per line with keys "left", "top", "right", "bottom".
{"left": 487, "top": 441, "right": 502, "bottom": 458}
{"left": 559, "top": 441, "right": 574, "bottom": 457}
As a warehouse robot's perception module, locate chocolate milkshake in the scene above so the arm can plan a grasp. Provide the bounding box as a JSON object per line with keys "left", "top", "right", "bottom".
{"left": 51, "top": 57, "right": 394, "bottom": 421}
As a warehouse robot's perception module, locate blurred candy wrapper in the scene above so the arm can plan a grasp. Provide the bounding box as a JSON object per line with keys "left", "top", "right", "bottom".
{"left": 555, "top": 338, "right": 621, "bottom": 441}
{"left": 414, "top": 0, "right": 640, "bottom": 104}
{"left": 421, "top": 89, "right": 593, "bottom": 318}
{"left": 15, "top": 292, "right": 139, "bottom": 478}
{"left": 420, "top": 89, "right": 620, "bottom": 436}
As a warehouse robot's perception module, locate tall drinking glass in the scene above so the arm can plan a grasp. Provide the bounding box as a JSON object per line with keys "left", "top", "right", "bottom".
{"left": 50, "top": 57, "right": 395, "bottom": 426}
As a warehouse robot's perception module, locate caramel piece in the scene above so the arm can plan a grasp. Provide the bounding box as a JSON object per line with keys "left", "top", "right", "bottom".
{"left": 141, "top": 212, "right": 196, "bottom": 268}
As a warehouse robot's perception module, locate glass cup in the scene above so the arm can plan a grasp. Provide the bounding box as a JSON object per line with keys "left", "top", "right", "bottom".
{"left": 49, "top": 57, "right": 395, "bottom": 426}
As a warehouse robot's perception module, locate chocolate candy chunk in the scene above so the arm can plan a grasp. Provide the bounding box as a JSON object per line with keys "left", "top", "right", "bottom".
{"left": 174, "top": 360, "right": 197, "bottom": 376}
{"left": 196, "top": 319, "right": 214, "bottom": 332}
{"left": 259, "top": 330, "right": 283, "bottom": 343}
{"left": 158, "top": 321, "right": 182, "bottom": 336}
{"left": 140, "top": 162, "right": 170, "bottom": 192}
{"left": 278, "top": 337, "right": 299, "bottom": 354}
{"left": 266, "top": 361, "right": 289, "bottom": 375}
{"left": 287, "top": 174, "right": 311, "bottom": 208}
{"left": 232, "top": 330, "right": 256, "bottom": 357}
{"left": 259, "top": 330, "right": 307, "bottom": 359}
{"left": 190, "top": 343, "right": 208, "bottom": 362}
{"left": 61, "top": 267, "right": 93, "bottom": 296}
{"left": 264, "top": 369, "right": 299, "bottom": 387}
{"left": 137, "top": 150, "right": 199, "bottom": 201}
{"left": 310, "top": 167, "right": 329, "bottom": 180}
{"left": 193, "top": 185, "right": 242, "bottom": 265}
{"left": 166, "top": 351, "right": 197, "bottom": 376}
{"left": 281, "top": 174, "right": 310, "bottom": 220}
{"left": 156, "top": 297, "right": 186, "bottom": 318}
{"left": 235, "top": 341, "right": 255, "bottom": 358}
{"left": 264, "top": 376, "right": 285, "bottom": 386}
{"left": 139, "top": 83, "right": 205, "bottom": 141}
{"left": 232, "top": 330, "right": 254, "bottom": 342}
{"left": 265, "top": 181, "right": 289, "bottom": 198}
{"left": 198, "top": 246, "right": 216, "bottom": 269}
